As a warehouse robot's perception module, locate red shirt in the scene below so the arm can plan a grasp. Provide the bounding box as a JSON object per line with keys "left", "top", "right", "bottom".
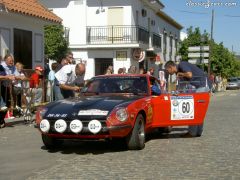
{"left": 30, "top": 73, "right": 40, "bottom": 88}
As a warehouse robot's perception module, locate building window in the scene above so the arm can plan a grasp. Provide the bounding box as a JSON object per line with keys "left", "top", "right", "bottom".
{"left": 64, "top": 27, "right": 70, "bottom": 43}
{"left": 14, "top": 28, "right": 32, "bottom": 69}
{"left": 169, "top": 33, "right": 173, "bottom": 60}
{"left": 163, "top": 29, "right": 167, "bottom": 61}
{"left": 136, "top": 10, "right": 139, "bottom": 26}
{"left": 175, "top": 36, "right": 178, "bottom": 61}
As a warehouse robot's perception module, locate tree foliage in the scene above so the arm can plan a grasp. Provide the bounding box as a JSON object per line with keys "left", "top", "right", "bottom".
{"left": 179, "top": 26, "right": 240, "bottom": 78}
{"left": 44, "top": 25, "right": 68, "bottom": 61}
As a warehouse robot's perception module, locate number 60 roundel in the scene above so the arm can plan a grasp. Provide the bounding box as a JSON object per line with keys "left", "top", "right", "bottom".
{"left": 170, "top": 96, "right": 194, "bottom": 120}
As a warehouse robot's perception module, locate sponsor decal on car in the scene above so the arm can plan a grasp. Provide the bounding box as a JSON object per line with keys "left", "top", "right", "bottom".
{"left": 78, "top": 109, "right": 109, "bottom": 116}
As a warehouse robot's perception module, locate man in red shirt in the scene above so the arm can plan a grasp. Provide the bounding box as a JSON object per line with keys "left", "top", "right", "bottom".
{"left": 30, "top": 66, "right": 43, "bottom": 105}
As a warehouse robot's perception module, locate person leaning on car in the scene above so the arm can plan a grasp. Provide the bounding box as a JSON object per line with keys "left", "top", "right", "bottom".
{"left": 55, "top": 63, "right": 85, "bottom": 98}
{"left": 164, "top": 60, "right": 211, "bottom": 137}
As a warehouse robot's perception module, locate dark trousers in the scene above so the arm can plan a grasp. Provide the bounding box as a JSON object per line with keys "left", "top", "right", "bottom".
{"left": 0, "top": 85, "right": 10, "bottom": 125}
{"left": 60, "top": 89, "right": 74, "bottom": 99}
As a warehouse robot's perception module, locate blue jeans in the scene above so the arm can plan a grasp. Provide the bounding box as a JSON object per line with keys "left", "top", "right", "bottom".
{"left": 53, "top": 84, "right": 64, "bottom": 101}
{"left": 0, "top": 96, "right": 6, "bottom": 107}
{"left": 188, "top": 86, "right": 209, "bottom": 136}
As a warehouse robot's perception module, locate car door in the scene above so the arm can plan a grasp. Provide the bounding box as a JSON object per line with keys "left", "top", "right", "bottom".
{"left": 151, "top": 90, "right": 210, "bottom": 127}
{"left": 150, "top": 77, "right": 171, "bottom": 127}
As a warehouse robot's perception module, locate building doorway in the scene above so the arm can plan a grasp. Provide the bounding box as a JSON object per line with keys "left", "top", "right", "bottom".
{"left": 14, "top": 28, "right": 32, "bottom": 69}
{"left": 95, "top": 58, "right": 113, "bottom": 75}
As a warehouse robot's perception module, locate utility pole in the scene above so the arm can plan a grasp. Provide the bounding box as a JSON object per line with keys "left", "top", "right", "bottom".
{"left": 208, "top": 9, "right": 214, "bottom": 76}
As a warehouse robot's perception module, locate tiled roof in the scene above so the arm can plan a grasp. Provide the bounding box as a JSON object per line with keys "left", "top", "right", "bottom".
{"left": 0, "top": 0, "right": 62, "bottom": 23}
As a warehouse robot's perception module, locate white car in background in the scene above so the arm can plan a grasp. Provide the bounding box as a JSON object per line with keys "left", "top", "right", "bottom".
{"left": 226, "top": 77, "right": 240, "bottom": 90}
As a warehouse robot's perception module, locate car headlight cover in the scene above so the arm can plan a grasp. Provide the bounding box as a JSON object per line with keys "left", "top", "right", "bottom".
{"left": 116, "top": 108, "right": 128, "bottom": 122}
{"left": 54, "top": 119, "right": 67, "bottom": 133}
{"left": 40, "top": 119, "right": 50, "bottom": 133}
{"left": 70, "top": 120, "right": 83, "bottom": 134}
{"left": 88, "top": 120, "right": 102, "bottom": 134}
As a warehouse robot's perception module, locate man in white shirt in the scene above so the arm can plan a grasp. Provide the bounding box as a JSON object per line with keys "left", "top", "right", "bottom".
{"left": 55, "top": 63, "right": 85, "bottom": 98}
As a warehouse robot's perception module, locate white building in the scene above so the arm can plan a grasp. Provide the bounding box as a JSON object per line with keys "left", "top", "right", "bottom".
{"left": 40, "top": 0, "right": 182, "bottom": 79}
{"left": 0, "top": 0, "right": 61, "bottom": 69}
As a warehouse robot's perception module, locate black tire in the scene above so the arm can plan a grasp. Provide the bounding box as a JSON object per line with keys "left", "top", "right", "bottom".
{"left": 42, "top": 134, "right": 63, "bottom": 149}
{"left": 196, "top": 124, "right": 204, "bottom": 137}
{"left": 126, "top": 114, "right": 145, "bottom": 150}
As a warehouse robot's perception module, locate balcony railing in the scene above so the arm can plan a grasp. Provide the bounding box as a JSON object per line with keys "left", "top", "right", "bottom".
{"left": 86, "top": 26, "right": 149, "bottom": 45}
{"left": 153, "top": 33, "right": 162, "bottom": 49}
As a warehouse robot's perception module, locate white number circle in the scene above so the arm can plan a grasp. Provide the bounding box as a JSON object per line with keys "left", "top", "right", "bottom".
{"left": 88, "top": 120, "right": 102, "bottom": 134}
{"left": 54, "top": 119, "right": 67, "bottom": 133}
{"left": 178, "top": 100, "right": 193, "bottom": 116}
{"left": 70, "top": 120, "right": 83, "bottom": 134}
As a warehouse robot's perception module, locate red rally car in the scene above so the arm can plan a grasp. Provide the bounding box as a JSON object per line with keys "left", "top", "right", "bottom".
{"left": 36, "top": 74, "right": 210, "bottom": 150}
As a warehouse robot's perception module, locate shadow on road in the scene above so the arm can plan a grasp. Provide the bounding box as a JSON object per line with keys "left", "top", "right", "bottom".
{"left": 41, "top": 140, "right": 128, "bottom": 154}
{"left": 39, "top": 127, "right": 190, "bottom": 154}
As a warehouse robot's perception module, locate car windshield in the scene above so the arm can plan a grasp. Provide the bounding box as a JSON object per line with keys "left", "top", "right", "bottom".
{"left": 84, "top": 76, "right": 148, "bottom": 94}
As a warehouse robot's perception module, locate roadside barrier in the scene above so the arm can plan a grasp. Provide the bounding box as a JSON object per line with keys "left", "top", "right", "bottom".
{"left": 0, "top": 78, "right": 50, "bottom": 123}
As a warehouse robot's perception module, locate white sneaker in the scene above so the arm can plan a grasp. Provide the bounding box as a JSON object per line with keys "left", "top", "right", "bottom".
{"left": 8, "top": 116, "right": 15, "bottom": 120}
{"left": 0, "top": 106, "right": 8, "bottom": 111}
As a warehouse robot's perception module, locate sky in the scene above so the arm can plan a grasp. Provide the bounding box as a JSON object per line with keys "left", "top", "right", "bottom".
{"left": 161, "top": 0, "right": 240, "bottom": 54}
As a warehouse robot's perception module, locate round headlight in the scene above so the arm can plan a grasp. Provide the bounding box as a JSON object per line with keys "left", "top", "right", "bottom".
{"left": 54, "top": 119, "right": 67, "bottom": 133}
{"left": 116, "top": 108, "right": 128, "bottom": 122}
{"left": 88, "top": 120, "right": 102, "bottom": 134}
{"left": 70, "top": 120, "right": 83, "bottom": 134}
{"left": 40, "top": 119, "right": 50, "bottom": 133}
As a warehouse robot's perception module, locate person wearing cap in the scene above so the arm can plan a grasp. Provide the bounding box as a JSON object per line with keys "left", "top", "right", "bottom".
{"left": 30, "top": 65, "right": 44, "bottom": 105}
{"left": 55, "top": 63, "right": 85, "bottom": 98}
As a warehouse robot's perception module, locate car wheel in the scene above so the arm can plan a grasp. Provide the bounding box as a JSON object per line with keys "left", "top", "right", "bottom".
{"left": 126, "top": 114, "right": 145, "bottom": 150}
{"left": 196, "top": 124, "right": 204, "bottom": 137}
{"left": 42, "top": 134, "right": 63, "bottom": 149}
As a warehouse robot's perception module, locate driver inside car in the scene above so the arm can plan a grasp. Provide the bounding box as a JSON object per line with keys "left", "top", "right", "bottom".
{"left": 150, "top": 79, "right": 161, "bottom": 96}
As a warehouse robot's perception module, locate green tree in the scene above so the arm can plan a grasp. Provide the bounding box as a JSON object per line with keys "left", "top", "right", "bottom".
{"left": 179, "top": 26, "right": 239, "bottom": 78}
{"left": 44, "top": 25, "right": 68, "bottom": 61}
{"left": 179, "top": 27, "right": 209, "bottom": 61}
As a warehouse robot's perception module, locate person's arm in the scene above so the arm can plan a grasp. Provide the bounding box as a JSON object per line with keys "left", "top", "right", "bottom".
{"left": 15, "top": 75, "right": 29, "bottom": 81}
{"left": 177, "top": 72, "right": 192, "bottom": 79}
{"left": 0, "top": 75, "right": 15, "bottom": 80}
{"left": 59, "top": 84, "right": 80, "bottom": 92}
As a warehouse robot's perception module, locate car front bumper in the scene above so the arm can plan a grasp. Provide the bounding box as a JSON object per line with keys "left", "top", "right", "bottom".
{"left": 37, "top": 124, "right": 133, "bottom": 139}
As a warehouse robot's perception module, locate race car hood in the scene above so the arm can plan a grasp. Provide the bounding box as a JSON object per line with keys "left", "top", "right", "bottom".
{"left": 44, "top": 95, "right": 144, "bottom": 119}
